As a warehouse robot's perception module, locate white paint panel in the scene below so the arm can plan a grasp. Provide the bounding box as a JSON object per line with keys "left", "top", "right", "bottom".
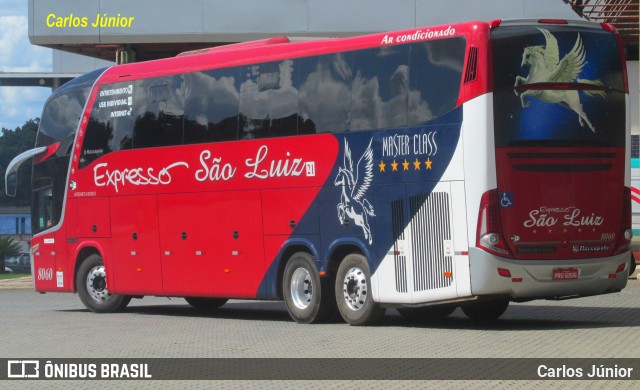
{"left": 461, "top": 94, "right": 496, "bottom": 247}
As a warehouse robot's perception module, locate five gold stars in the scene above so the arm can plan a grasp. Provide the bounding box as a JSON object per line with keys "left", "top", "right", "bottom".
{"left": 379, "top": 158, "right": 434, "bottom": 172}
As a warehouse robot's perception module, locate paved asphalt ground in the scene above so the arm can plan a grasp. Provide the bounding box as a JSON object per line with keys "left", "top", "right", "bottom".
{"left": 1, "top": 273, "right": 639, "bottom": 389}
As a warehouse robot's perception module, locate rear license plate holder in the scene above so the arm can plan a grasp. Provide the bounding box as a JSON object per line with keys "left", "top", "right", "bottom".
{"left": 553, "top": 268, "right": 579, "bottom": 281}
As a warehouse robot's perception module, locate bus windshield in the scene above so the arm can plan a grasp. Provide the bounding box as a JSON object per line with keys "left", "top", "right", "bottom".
{"left": 491, "top": 24, "right": 626, "bottom": 148}
{"left": 31, "top": 70, "right": 101, "bottom": 234}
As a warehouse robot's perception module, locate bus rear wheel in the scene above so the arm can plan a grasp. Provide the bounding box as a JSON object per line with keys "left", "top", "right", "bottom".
{"left": 335, "top": 254, "right": 385, "bottom": 326}
{"left": 76, "top": 254, "right": 131, "bottom": 313}
{"left": 461, "top": 299, "right": 509, "bottom": 322}
{"left": 283, "top": 252, "right": 336, "bottom": 324}
{"left": 184, "top": 297, "right": 228, "bottom": 310}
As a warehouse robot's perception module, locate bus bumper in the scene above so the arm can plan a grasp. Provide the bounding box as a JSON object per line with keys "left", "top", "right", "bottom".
{"left": 468, "top": 248, "right": 629, "bottom": 301}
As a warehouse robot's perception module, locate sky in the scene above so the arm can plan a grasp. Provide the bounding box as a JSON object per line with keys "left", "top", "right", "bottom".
{"left": 0, "top": 0, "right": 53, "bottom": 130}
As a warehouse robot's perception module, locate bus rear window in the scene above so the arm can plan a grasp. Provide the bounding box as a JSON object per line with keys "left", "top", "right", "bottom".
{"left": 491, "top": 25, "right": 625, "bottom": 148}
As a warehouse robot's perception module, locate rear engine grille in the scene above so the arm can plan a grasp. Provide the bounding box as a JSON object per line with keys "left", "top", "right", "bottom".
{"left": 409, "top": 192, "right": 453, "bottom": 291}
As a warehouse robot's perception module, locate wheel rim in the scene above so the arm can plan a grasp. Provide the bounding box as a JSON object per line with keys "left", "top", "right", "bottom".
{"left": 290, "top": 267, "right": 313, "bottom": 310}
{"left": 342, "top": 266, "right": 367, "bottom": 311}
{"left": 86, "top": 265, "right": 112, "bottom": 303}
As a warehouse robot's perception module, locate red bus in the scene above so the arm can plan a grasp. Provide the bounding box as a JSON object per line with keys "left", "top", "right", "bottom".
{"left": 6, "top": 19, "right": 630, "bottom": 325}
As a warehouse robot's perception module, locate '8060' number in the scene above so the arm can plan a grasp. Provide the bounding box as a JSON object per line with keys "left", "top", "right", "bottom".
{"left": 37, "top": 268, "right": 53, "bottom": 281}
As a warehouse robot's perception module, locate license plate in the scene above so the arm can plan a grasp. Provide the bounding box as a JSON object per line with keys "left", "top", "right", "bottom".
{"left": 553, "top": 268, "right": 579, "bottom": 281}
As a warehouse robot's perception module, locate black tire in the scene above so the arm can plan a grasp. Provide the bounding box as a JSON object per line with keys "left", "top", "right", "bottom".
{"left": 282, "top": 252, "right": 336, "bottom": 323}
{"left": 76, "top": 254, "right": 131, "bottom": 313}
{"left": 397, "top": 305, "right": 456, "bottom": 322}
{"left": 630, "top": 254, "right": 637, "bottom": 276}
{"left": 335, "top": 253, "right": 385, "bottom": 325}
{"left": 461, "top": 299, "right": 509, "bottom": 322}
{"left": 184, "top": 297, "right": 228, "bottom": 310}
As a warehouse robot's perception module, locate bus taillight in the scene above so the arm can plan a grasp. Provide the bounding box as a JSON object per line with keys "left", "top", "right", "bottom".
{"left": 537, "top": 19, "right": 568, "bottom": 25}
{"left": 601, "top": 22, "right": 629, "bottom": 94}
{"left": 476, "top": 189, "right": 513, "bottom": 258}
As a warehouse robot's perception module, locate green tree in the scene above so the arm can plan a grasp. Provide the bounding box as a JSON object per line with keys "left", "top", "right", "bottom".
{"left": 0, "top": 118, "right": 38, "bottom": 207}
{"left": 0, "top": 236, "right": 22, "bottom": 274}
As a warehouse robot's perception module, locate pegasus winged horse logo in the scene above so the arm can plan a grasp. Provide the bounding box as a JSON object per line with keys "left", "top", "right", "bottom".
{"left": 514, "top": 28, "right": 606, "bottom": 132}
{"left": 334, "top": 139, "right": 375, "bottom": 245}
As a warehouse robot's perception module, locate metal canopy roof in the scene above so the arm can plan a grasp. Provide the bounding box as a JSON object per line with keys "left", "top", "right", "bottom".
{"left": 25, "top": 1, "right": 639, "bottom": 64}
{"left": 567, "top": 0, "right": 639, "bottom": 59}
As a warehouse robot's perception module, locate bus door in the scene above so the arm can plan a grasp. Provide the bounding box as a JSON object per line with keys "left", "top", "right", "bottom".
{"left": 32, "top": 185, "right": 69, "bottom": 291}
{"left": 30, "top": 158, "right": 78, "bottom": 292}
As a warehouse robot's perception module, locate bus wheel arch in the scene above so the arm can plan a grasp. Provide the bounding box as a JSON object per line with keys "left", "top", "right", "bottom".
{"left": 73, "top": 246, "right": 100, "bottom": 293}
{"left": 333, "top": 251, "right": 385, "bottom": 326}
{"left": 281, "top": 250, "right": 336, "bottom": 323}
{"left": 276, "top": 244, "right": 313, "bottom": 301}
{"left": 75, "top": 252, "right": 131, "bottom": 313}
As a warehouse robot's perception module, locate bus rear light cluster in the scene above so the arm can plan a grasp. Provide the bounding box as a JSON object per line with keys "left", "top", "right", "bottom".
{"left": 477, "top": 189, "right": 514, "bottom": 258}
{"left": 601, "top": 23, "right": 629, "bottom": 93}
{"left": 497, "top": 268, "right": 510, "bottom": 277}
{"left": 608, "top": 263, "right": 626, "bottom": 279}
{"left": 497, "top": 268, "right": 522, "bottom": 282}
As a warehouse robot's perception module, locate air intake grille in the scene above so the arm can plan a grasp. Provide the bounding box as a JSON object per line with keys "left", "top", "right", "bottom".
{"left": 391, "top": 199, "right": 408, "bottom": 293}
{"left": 410, "top": 192, "right": 453, "bottom": 291}
{"left": 464, "top": 46, "right": 478, "bottom": 84}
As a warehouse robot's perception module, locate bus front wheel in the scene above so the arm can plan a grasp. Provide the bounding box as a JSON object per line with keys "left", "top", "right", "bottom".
{"left": 335, "top": 254, "right": 385, "bottom": 326}
{"left": 76, "top": 254, "right": 131, "bottom": 313}
{"left": 282, "top": 252, "right": 335, "bottom": 324}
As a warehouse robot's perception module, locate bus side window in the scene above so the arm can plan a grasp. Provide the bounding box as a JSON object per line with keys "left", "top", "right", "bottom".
{"left": 184, "top": 68, "right": 240, "bottom": 144}
{"left": 408, "top": 38, "right": 465, "bottom": 125}
{"left": 299, "top": 53, "right": 352, "bottom": 134}
{"left": 267, "top": 60, "right": 299, "bottom": 138}
{"left": 239, "top": 60, "right": 300, "bottom": 140}
{"left": 133, "top": 75, "right": 185, "bottom": 148}
{"left": 350, "top": 45, "right": 410, "bottom": 131}
{"left": 82, "top": 81, "right": 135, "bottom": 168}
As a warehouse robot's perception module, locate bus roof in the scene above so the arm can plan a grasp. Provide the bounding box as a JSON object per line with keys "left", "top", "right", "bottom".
{"left": 97, "top": 20, "right": 487, "bottom": 83}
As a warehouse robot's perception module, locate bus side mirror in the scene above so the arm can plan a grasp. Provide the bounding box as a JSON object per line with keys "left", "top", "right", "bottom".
{"left": 4, "top": 146, "right": 49, "bottom": 198}
{"left": 5, "top": 171, "right": 17, "bottom": 197}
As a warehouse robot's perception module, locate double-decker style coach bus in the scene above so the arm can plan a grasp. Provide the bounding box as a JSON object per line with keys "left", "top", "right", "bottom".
{"left": 6, "top": 19, "right": 630, "bottom": 325}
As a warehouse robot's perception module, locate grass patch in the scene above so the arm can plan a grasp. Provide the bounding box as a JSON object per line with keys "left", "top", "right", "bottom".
{"left": 0, "top": 273, "right": 30, "bottom": 280}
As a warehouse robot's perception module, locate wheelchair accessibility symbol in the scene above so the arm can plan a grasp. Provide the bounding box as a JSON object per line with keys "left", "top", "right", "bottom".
{"left": 500, "top": 192, "right": 513, "bottom": 208}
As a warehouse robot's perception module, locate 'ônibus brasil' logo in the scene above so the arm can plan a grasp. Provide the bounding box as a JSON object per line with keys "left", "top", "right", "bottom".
{"left": 335, "top": 139, "right": 375, "bottom": 245}
{"left": 514, "top": 28, "right": 606, "bottom": 133}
